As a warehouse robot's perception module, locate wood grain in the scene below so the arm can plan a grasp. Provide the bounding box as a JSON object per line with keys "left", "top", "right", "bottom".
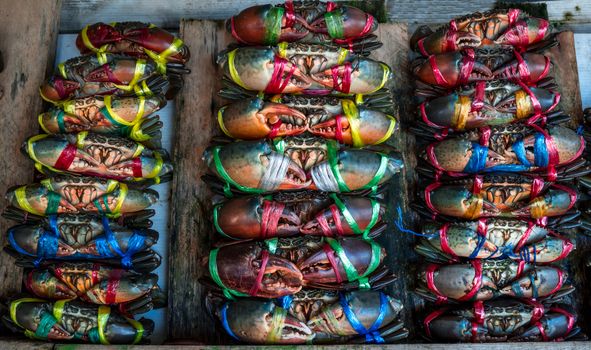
{"left": 166, "top": 19, "right": 229, "bottom": 342}
{"left": 0, "top": 0, "right": 61, "bottom": 298}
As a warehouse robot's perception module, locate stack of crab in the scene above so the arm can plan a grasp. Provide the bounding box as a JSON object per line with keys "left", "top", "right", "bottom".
{"left": 199, "top": 1, "right": 408, "bottom": 344}
{"left": 408, "top": 9, "right": 588, "bottom": 342}
{"left": 1, "top": 23, "right": 190, "bottom": 344}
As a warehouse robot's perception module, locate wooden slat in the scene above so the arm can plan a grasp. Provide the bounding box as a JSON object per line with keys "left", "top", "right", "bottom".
{"left": 167, "top": 19, "right": 229, "bottom": 342}
{"left": 0, "top": 0, "right": 61, "bottom": 298}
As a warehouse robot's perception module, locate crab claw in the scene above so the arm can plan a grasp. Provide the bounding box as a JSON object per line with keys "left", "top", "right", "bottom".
{"left": 307, "top": 291, "right": 402, "bottom": 336}
{"left": 211, "top": 242, "right": 303, "bottom": 298}
{"left": 412, "top": 51, "right": 492, "bottom": 87}
{"left": 516, "top": 309, "right": 575, "bottom": 341}
{"left": 426, "top": 186, "right": 500, "bottom": 219}
{"left": 40, "top": 76, "right": 81, "bottom": 103}
{"left": 494, "top": 85, "right": 558, "bottom": 116}
{"left": 215, "top": 196, "right": 301, "bottom": 239}
{"left": 217, "top": 298, "right": 314, "bottom": 344}
{"left": 500, "top": 266, "right": 565, "bottom": 299}
{"left": 203, "top": 141, "right": 310, "bottom": 192}
{"left": 10, "top": 300, "right": 73, "bottom": 340}
{"left": 25, "top": 269, "right": 78, "bottom": 300}
{"left": 85, "top": 273, "right": 159, "bottom": 305}
{"left": 509, "top": 187, "right": 577, "bottom": 218}
{"left": 309, "top": 108, "right": 397, "bottom": 146}
{"left": 219, "top": 98, "right": 307, "bottom": 139}
{"left": 425, "top": 314, "right": 486, "bottom": 341}
{"left": 494, "top": 18, "right": 550, "bottom": 47}
{"left": 298, "top": 238, "right": 385, "bottom": 284}
{"left": 413, "top": 30, "right": 481, "bottom": 55}
{"left": 310, "top": 59, "right": 390, "bottom": 94}
{"left": 517, "top": 236, "right": 574, "bottom": 263}
{"left": 301, "top": 196, "right": 383, "bottom": 236}
{"left": 492, "top": 53, "right": 551, "bottom": 83}
{"left": 6, "top": 184, "right": 76, "bottom": 215}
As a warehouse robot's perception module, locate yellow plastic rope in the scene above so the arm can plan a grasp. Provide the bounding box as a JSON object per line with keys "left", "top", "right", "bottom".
{"left": 337, "top": 48, "right": 349, "bottom": 65}
{"left": 277, "top": 42, "right": 289, "bottom": 58}
{"left": 27, "top": 134, "right": 63, "bottom": 173}
{"left": 227, "top": 49, "right": 248, "bottom": 89}
{"left": 464, "top": 194, "right": 484, "bottom": 220}
{"left": 217, "top": 106, "right": 232, "bottom": 137}
{"left": 10, "top": 298, "right": 45, "bottom": 328}
{"left": 113, "top": 59, "right": 146, "bottom": 91}
{"left": 374, "top": 114, "right": 397, "bottom": 145}
{"left": 96, "top": 305, "right": 111, "bottom": 345}
{"left": 367, "top": 63, "right": 391, "bottom": 94}
{"left": 515, "top": 90, "right": 534, "bottom": 120}
{"left": 452, "top": 95, "right": 471, "bottom": 131}
{"left": 341, "top": 100, "right": 363, "bottom": 147}
{"left": 110, "top": 183, "right": 129, "bottom": 218}
{"left": 125, "top": 317, "right": 145, "bottom": 344}
{"left": 38, "top": 113, "right": 52, "bottom": 134}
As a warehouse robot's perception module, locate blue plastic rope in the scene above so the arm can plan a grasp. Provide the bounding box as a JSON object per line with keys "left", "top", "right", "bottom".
{"left": 394, "top": 206, "right": 437, "bottom": 238}
{"left": 339, "top": 292, "right": 386, "bottom": 343}
{"left": 221, "top": 303, "right": 240, "bottom": 341}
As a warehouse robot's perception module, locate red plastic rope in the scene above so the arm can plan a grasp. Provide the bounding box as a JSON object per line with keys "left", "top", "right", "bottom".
{"left": 101, "top": 63, "right": 124, "bottom": 85}
{"left": 316, "top": 212, "right": 334, "bottom": 237}
{"left": 335, "top": 114, "right": 344, "bottom": 143}
{"left": 323, "top": 244, "right": 343, "bottom": 283}
{"left": 508, "top": 9, "right": 521, "bottom": 25}
{"left": 265, "top": 56, "right": 296, "bottom": 93}
{"left": 417, "top": 37, "right": 429, "bottom": 57}
{"left": 420, "top": 102, "right": 444, "bottom": 128}
{"left": 329, "top": 204, "right": 345, "bottom": 236}
{"left": 105, "top": 268, "right": 123, "bottom": 304}
{"left": 459, "top": 49, "right": 475, "bottom": 86}
{"left": 425, "top": 264, "right": 448, "bottom": 304}
{"left": 229, "top": 17, "right": 248, "bottom": 44}
{"left": 424, "top": 182, "right": 442, "bottom": 214}
{"left": 515, "top": 221, "right": 534, "bottom": 252}
{"left": 547, "top": 266, "right": 565, "bottom": 296}
{"left": 55, "top": 144, "right": 78, "bottom": 170}
{"left": 132, "top": 157, "right": 143, "bottom": 178}
{"left": 261, "top": 200, "right": 285, "bottom": 238}
{"left": 423, "top": 308, "right": 449, "bottom": 338}
{"left": 471, "top": 81, "right": 485, "bottom": 112}
{"left": 331, "top": 62, "right": 352, "bottom": 93}
{"left": 284, "top": 0, "right": 296, "bottom": 27}
{"left": 249, "top": 249, "right": 270, "bottom": 296}
{"left": 479, "top": 126, "right": 491, "bottom": 146}
{"left": 268, "top": 120, "right": 282, "bottom": 139}
{"left": 428, "top": 55, "right": 451, "bottom": 87}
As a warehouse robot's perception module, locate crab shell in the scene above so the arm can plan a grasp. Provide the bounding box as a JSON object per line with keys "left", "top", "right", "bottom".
{"left": 25, "top": 265, "right": 159, "bottom": 305}
{"left": 23, "top": 133, "right": 172, "bottom": 181}
{"left": 9, "top": 299, "right": 152, "bottom": 343}
{"left": 424, "top": 125, "right": 584, "bottom": 173}
{"left": 76, "top": 22, "right": 190, "bottom": 63}
{"left": 307, "top": 291, "right": 403, "bottom": 336}
{"left": 39, "top": 95, "right": 165, "bottom": 135}
{"left": 227, "top": 2, "right": 377, "bottom": 45}
{"left": 5, "top": 181, "right": 158, "bottom": 216}
{"left": 413, "top": 51, "right": 550, "bottom": 87}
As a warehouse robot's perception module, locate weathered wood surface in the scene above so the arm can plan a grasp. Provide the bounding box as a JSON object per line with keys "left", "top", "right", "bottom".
{"left": 0, "top": 0, "right": 61, "bottom": 299}
{"left": 166, "top": 19, "right": 229, "bottom": 343}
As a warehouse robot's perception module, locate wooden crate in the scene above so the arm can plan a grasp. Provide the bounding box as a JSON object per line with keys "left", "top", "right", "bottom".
{"left": 0, "top": 0, "right": 589, "bottom": 348}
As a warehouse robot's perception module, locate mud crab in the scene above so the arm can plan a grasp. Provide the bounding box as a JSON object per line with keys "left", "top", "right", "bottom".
{"left": 24, "top": 262, "right": 164, "bottom": 314}
{"left": 416, "top": 174, "right": 578, "bottom": 220}
{"left": 2, "top": 298, "right": 152, "bottom": 344}
{"left": 415, "top": 80, "right": 560, "bottom": 131}
{"left": 213, "top": 191, "right": 386, "bottom": 240}
{"left": 412, "top": 48, "right": 553, "bottom": 90}
{"left": 217, "top": 94, "right": 397, "bottom": 146}
{"left": 417, "top": 260, "right": 571, "bottom": 303}
{"left": 218, "top": 46, "right": 391, "bottom": 94}
{"left": 5, "top": 175, "right": 159, "bottom": 217}
{"left": 420, "top": 124, "right": 585, "bottom": 176}
{"left": 410, "top": 9, "right": 552, "bottom": 56}
{"left": 423, "top": 299, "right": 579, "bottom": 342}
{"left": 207, "top": 290, "right": 407, "bottom": 344}
{"left": 202, "top": 138, "right": 403, "bottom": 194}
{"left": 5, "top": 218, "right": 160, "bottom": 271}
{"left": 23, "top": 132, "right": 173, "bottom": 182}
{"left": 39, "top": 54, "right": 182, "bottom": 104}
{"left": 227, "top": 1, "right": 378, "bottom": 45}
{"left": 202, "top": 236, "right": 389, "bottom": 299}
{"left": 415, "top": 218, "right": 575, "bottom": 264}
{"left": 76, "top": 22, "right": 190, "bottom": 70}
{"left": 39, "top": 95, "right": 166, "bottom": 145}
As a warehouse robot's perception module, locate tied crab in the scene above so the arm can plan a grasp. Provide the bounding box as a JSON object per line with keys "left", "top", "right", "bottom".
{"left": 24, "top": 262, "right": 164, "bottom": 314}
{"left": 4, "top": 216, "right": 161, "bottom": 272}
{"left": 218, "top": 45, "right": 391, "bottom": 94}
{"left": 76, "top": 22, "right": 190, "bottom": 68}
{"left": 414, "top": 80, "right": 561, "bottom": 131}
{"left": 412, "top": 48, "right": 553, "bottom": 90}
{"left": 38, "top": 95, "right": 166, "bottom": 146}
{"left": 227, "top": 1, "right": 378, "bottom": 45}
{"left": 417, "top": 259, "right": 571, "bottom": 303}
{"left": 39, "top": 54, "right": 178, "bottom": 104}
{"left": 202, "top": 236, "right": 389, "bottom": 299}
{"left": 23, "top": 132, "right": 173, "bottom": 182}
{"left": 423, "top": 299, "right": 579, "bottom": 342}
{"left": 5, "top": 175, "right": 158, "bottom": 217}
{"left": 217, "top": 93, "right": 397, "bottom": 147}
{"left": 421, "top": 124, "right": 585, "bottom": 176}
{"left": 2, "top": 298, "right": 152, "bottom": 344}
{"left": 202, "top": 138, "right": 403, "bottom": 195}
{"left": 410, "top": 9, "right": 552, "bottom": 56}
{"left": 207, "top": 290, "right": 407, "bottom": 344}
{"left": 213, "top": 191, "right": 386, "bottom": 240}
{"left": 416, "top": 173, "right": 578, "bottom": 220}
{"left": 415, "top": 218, "right": 575, "bottom": 264}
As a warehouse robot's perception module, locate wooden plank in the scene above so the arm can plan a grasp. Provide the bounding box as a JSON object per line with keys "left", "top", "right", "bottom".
{"left": 167, "top": 19, "right": 229, "bottom": 342}
{"left": 0, "top": 339, "right": 53, "bottom": 350}
{"left": 0, "top": 0, "right": 61, "bottom": 298}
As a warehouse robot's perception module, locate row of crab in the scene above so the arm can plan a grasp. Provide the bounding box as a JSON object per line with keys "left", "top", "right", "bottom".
{"left": 198, "top": 1, "right": 410, "bottom": 345}
{"left": 2, "top": 22, "right": 191, "bottom": 344}
{"left": 406, "top": 9, "right": 587, "bottom": 343}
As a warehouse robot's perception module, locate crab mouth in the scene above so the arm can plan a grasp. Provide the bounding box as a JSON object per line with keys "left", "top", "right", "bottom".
{"left": 273, "top": 314, "right": 314, "bottom": 342}
{"left": 467, "top": 61, "right": 493, "bottom": 81}
{"left": 282, "top": 162, "right": 311, "bottom": 189}
{"left": 456, "top": 32, "right": 482, "bottom": 49}
{"left": 46, "top": 323, "right": 73, "bottom": 340}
